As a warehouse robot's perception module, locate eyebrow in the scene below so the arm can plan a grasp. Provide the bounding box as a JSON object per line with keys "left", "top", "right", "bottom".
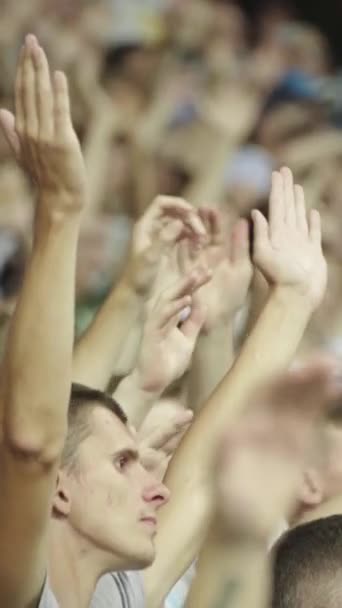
{"left": 113, "top": 447, "right": 140, "bottom": 461}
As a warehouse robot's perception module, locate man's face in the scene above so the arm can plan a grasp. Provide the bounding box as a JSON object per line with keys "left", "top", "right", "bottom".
{"left": 63, "top": 407, "right": 169, "bottom": 571}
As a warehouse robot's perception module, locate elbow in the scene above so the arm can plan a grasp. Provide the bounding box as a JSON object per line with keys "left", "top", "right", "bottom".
{"left": 3, "top": 415, "right": 67, "bottom": 466}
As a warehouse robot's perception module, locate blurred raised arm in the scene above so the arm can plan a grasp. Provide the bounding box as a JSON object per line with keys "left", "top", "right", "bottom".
{"left": 185, "top": 362, "right": 332, "bottom": 608}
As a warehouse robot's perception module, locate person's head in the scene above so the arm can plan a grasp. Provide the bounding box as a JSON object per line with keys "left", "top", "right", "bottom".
{"left": 52, "top": 384, "right": 169, "bottom": 572}
{"left": 294, "top": 402, "right": 342, "bottom": 524}
{"left": 271, "top": 515, "right": 342, "bottom": 608}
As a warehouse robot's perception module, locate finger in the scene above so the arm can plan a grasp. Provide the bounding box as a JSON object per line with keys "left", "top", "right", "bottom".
{"left": 31, "top": 42, "right": 53, "bottom": 140}
{"left": 0, "top": 110, "right": 21, "bottom": 159}
{"left": 177, "top": 238, "right": 200, "bottom": 274}
{"left": 294, "top": 184, "right": 308, "bottom": 235}
{"left": 162, "top": 424, "right": 191, "bottom": 455}
{"left": 198, "top": 207, "right": 212, "bottom": 239}
{"left": 14, "top": 45, "right": 25, "bottom": 135}
{"left": 281, "top": 166, "right": 296, "bottom": 227}
{"left": 158, "top": 196, "right": 206, "bottom": 239}
{"left": 231, "top": 219, "right": 250, "bottom": 263}
{"left": 143, "top": 411, "right": 193, "bottom": 451}
{"left": 181, "top": 298, "right": 206, "bottom": 340}
{"left": 22, "top": 34, "right": 39, "bottom": 139}
{"left": 309, "top": 209, "right": 322, "bottom": 246}
{"left": 251, "top": 209, "right": 269, "bottom": 255}
{"left": 178, "top": 305, "right": 192, "bottom": 323}
{"left": 159, "top": 218, "right": 185, "bottom": 245}
{"left": 199, "top": 207, "right": 223, "bottom": 245}
{"left": 157, "top": 295, "right": 192, "bottom": 330}
{"left": 53, "top": 71, "right": 72, "bottom": 136}
{"left": 164, "top": 267, "right": 212, "bottom": 302}
{"left": 269, "top": 171, "right": 284, "bottom": 232}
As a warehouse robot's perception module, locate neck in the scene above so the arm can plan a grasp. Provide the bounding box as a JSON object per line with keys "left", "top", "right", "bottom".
{"left": 48, "top": 519, "right": 105, "bottom": 608}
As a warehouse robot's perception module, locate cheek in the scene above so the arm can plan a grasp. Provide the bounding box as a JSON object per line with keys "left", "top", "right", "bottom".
{"left": 80, "top": 464, "right": 138, "bottom": 512}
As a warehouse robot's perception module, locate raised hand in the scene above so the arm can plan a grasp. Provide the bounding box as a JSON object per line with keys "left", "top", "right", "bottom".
{"left": 252, "top": 167, "right": 327, "bottom": 309}
{"left": 138, "top": 400, "right": 193, "bottom": 481}
{"left": 133, "top": 268, "right": 211, "bottom": 395}
{"left": 214, "top": 361, "right": 332, "bottom": 543}
{"left": 0, "top": 34, "right": 86, "bottom": 214}
{"left": 178, "top": 209, "right": 252, "bottom": 333}
{"left": 124, "top": 195, "right": 207, "bottom": 296}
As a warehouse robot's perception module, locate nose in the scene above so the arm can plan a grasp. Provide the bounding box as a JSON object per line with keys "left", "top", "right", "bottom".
{"left": 143, "top": 476, "right": 170, "bottom": 509}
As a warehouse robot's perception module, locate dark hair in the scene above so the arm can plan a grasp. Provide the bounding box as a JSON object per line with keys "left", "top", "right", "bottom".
{"left": 61, "top": 383, "right": 127, "bottom": 469}
{"left": 271, "top": 515, "right": 342, "bottom": 608}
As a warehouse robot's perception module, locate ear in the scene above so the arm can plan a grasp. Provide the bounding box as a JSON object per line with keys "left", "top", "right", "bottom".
{"left": 299, "top": 468, "right": 324, "bottom": 508}
{"left": 52, "top": 470, "right": 72, "bottom": 518}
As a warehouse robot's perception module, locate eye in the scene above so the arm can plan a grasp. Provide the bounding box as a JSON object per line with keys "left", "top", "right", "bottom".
{"left": 114, "top": 454, "right": 130, "bottom": 472}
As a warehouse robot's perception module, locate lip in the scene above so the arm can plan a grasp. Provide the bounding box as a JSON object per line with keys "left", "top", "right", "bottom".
{"left": 140, "top": 516, "right": 157, "bottom": 528}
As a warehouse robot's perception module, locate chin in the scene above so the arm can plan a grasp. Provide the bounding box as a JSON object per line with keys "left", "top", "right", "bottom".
{"left": 132, "top": 546, "right": 156, "bottom": 570}
{"left": 109, "top": 538, "right": 156, "bottom": 572}
{"left": 128, "top": 536, "right": 156, "bottom": 570}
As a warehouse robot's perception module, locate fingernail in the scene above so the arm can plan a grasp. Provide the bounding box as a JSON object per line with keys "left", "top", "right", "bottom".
{"left": 179, "top": 306, "right": 191, "bottom": 323}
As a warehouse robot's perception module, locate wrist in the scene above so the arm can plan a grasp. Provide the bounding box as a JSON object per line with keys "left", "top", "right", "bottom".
{"left": 200, "top": 318, "right": 234, "bottom": 338}
{"left": 128, "top": 367, "right": 163, "bottom": 401}
{"left": 36, "top": 189, "right": 85, "bottom": 223}
{"left": 270, "top": 285, "right": 317, "bottom": 316}
{"left": 117, "top": 273, "right": 145, "bottom": 302}
{"left": 34, "top": 201, "right": 82, "bottom": 238}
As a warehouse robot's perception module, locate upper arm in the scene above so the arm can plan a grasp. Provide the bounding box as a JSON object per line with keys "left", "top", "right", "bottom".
{"left": 0, "top": 440, "right": 57, "bottom": 608}
{"left": 143, "top": 478, "right": 211, "bottom": 608}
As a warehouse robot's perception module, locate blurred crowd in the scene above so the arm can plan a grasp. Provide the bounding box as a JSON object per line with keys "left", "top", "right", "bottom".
{"left": 0, "top": 0, "right": 342, "bottom": 352}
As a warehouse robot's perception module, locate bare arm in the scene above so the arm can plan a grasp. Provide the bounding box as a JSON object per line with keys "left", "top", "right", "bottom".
{"left": 186, "top": 211, "right": 252, "bottom": 412}
{"left": 144, "top": 168, "right": 328, "bottom": 606}
{"left": 113, "top": 268, "right": 210, "bottom": 427}
{"left": 72, "top": 276, "right": 143, "bottom": 389}
{"left": 186, "top": 533, "right": 268, "bottom": 608}
{"left": 72, "top": 195, "right": 207, "bottom": 390}
{"left": 185, "top": 362, "right": 331, "bottom": 608}
{"left": 0, "top": 36, "right": 86, "bottom": 607}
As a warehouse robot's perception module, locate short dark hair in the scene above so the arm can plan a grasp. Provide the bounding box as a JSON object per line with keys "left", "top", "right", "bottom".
{"left": 271, "top": 515, "right": 342, "bottom": 608}
{"left": 61, "top": 383, "right": 127, "bottom": 470}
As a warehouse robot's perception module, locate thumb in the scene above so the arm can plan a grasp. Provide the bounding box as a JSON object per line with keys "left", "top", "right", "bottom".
{"left": 0, "top": 110, "right": 21, "bottom": 161}
{"left": 251, "top": 209, "right": 269, "bottom": 261}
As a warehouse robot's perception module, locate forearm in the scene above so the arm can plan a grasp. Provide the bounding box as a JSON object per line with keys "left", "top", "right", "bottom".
{"left": 145, "top": 287, "right": 312, "bottom": 605}
{"left": 173, "top": 287, "right": 313, "bottom": 479}
{"left": 72, "top": 276, "right": 144, "bottom": 390}
{"left": 243, "top": 270, "right": 269, "bottom": 337}
{"left": 113, "top": 369, "right": 159, "bottom": 428}
{"left": 185, "top": 531, "right": 269, "bottom": 608}
{"left": 2, "top": 199, "right": 81, "bottom": 454}
{"left": 83, "top": 112, "right": 120, "bottom": 217}
{"left": 187, "top": 323, "right": 234, "bottom": 413}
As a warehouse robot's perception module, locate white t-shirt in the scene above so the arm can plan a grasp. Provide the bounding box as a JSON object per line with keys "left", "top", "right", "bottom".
{"left": 38, "top": 571, "right": 145, "bottom": 608}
